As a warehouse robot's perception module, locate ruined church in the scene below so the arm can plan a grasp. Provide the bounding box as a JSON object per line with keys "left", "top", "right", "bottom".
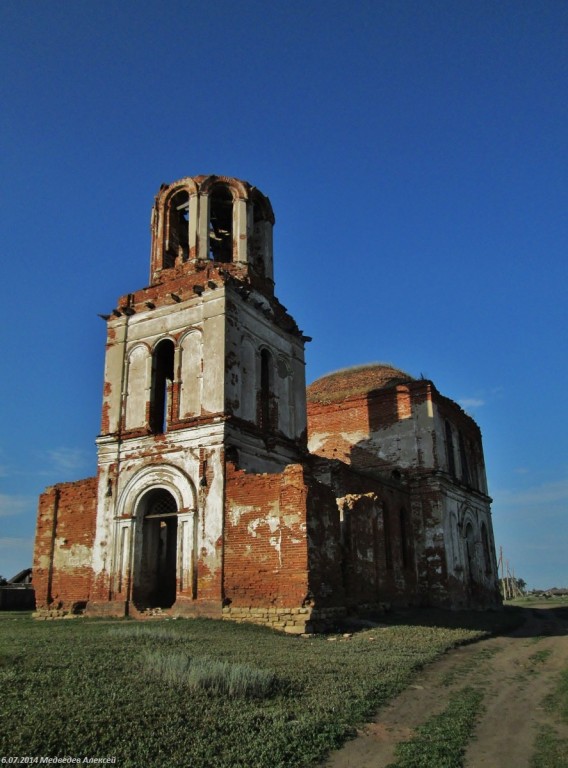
{"left": 33, "top": 175, "right": 501, "bottom": 632}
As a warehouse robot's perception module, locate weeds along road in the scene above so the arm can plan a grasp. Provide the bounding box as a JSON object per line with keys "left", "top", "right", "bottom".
{"left": 323, "top": 604, "right": 568, "bottom": 768}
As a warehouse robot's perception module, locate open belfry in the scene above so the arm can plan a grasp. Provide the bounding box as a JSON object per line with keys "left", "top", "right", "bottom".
{"left": 33, "top": 175, "right": 501, "bottom": 631}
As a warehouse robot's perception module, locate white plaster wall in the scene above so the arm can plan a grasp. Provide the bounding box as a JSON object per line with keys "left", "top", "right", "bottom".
{"left": 201, "top": 305, "right": 225, "bottom": 414}
{"left": 125, "top": 344, "right": 149, "bottom": 429}
{"left": 440, "top": 486, "right": 497, "bottom": 586}
{"left": 102, "top": 318, "right": 129, "bottom": 434}
{"left": 431, "top": 403, "right": 488, "bottom": 493}
{"left": 93, "top": 424, "right": 226, "bottom": 592}
{"left": 105, "top": 290, "right": 226, "bottom": 428}
{"left": 179, "top": 330, "right": 203, "bottom": 417}
{"left": 225, "top": 289, "right": 306, "bottom": 440}
{"left": 323, "top": 396, "right": 431, "bottom": 470}
{"left": 239, "top": 338, "right": 256, "bottom": 421}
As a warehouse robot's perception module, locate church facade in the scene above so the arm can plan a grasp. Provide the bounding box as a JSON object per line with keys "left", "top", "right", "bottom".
{"left": 33, "top": 175, "right": 500, "bottom": 632}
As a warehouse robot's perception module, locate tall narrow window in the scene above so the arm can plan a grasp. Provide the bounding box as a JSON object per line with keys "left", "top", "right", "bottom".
{"left": 209, "top": 186, "right": 233, "bottom": 262}
{"left": 150, "top": 340, "right": 175, "bottom": 434}
{"left": 259, "top": 348, "right": 273, "bottom": 432}
{"left": 469, "top": 441, "right": 479, "bottom": 490}
{"left": 165, "top": 190, "right": 190, "bottom": 267}
{"left": 445, "top": 420, "right": 456, "bottom": 476}
{"left": 459, "top": 431, "right": 470, "bottom": 484}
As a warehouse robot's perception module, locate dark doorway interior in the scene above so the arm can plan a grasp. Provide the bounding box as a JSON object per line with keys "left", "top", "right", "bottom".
{"left": 133, "top": 489, "right": 178, "bottom": 609}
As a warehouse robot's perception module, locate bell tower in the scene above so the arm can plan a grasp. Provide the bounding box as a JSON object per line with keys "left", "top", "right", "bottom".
{"left": 149, "top": 175, "right": 276, "bottom": 290}
{"left": 88, "top": 175, "right": 309, "bottom": 617}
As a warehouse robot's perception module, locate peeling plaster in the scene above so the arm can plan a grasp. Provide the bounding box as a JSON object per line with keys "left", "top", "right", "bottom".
{"left": 229, "top": 504, "right": 260, "bottom": 527}
{"left": 54, "top": 542, "right": 92, "bottom": 569}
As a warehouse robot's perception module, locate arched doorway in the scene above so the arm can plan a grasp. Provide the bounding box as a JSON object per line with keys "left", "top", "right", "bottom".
{"left": 133, "top": 488, "right": 178, "bottom": 609}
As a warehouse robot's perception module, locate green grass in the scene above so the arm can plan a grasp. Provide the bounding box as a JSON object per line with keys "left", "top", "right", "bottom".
{"left": 387, "top": 686, "right": 484, "bottom": 768}
{"left": 531, "top": 666, "right": 568, "bottom": 767}
{"left": 531, "top": 726, "right": 568, "bottom": 768}
{"left": 0, "top": 609, "right": 518, "bottom": 768}
{"left": 528, "top": 649, "right": 553, "bottom": 667}
{"left": 440, "top": 646, "right": 500, "bottom": 687}
{"left": 143, "top": 648, "right": 276, "bottom": 698}
{"left": 544, "top": 667, "right": 568, "bottom": 722}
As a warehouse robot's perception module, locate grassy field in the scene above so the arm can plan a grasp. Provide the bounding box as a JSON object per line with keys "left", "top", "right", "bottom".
{"left": 0, "top": 609, "right": 519, "bottom": 768}
{"left": 531, "top": 665, "right": 568, "bottom": 768}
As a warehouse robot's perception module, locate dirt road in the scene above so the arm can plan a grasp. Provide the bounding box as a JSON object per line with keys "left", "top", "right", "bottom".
{"left": 322, "top": 605, "right": 568, "bottom": 767}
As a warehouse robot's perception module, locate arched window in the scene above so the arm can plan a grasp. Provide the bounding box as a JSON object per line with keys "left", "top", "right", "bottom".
{"left": 165, "top": 190, "right": 190, "bottom": 267}
{"left": 209, "top": 186, "right": 233, "bottom": 262}
{"left": 445, "top": 420, "right": 456, "bottom": 477}
{"left": 259, "top": 348, "right": 273, "bottom": 432}
{"left": 150, "top": 340, "right": 175, "bottom": 434}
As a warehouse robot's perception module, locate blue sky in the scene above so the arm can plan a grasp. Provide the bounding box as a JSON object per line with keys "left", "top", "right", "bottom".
{"left": 1, "top": 1, "right": 566, "bottom": 590}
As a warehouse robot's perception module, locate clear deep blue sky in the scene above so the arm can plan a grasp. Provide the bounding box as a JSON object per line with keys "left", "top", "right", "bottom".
{"left": 1, "top": 1, "right": 566, "bottom": 589}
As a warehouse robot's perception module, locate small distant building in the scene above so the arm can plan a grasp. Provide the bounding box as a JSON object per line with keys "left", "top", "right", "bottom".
{"left": 0, "top": 569, "right": 35, "bottom": 610}
{"left": 33, "top": 174, "right": 500, "bottom": 631}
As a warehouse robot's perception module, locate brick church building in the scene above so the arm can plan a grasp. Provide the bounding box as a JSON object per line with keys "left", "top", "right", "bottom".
{"left": 33, "top": 175, "right": 500, "bottom": 631}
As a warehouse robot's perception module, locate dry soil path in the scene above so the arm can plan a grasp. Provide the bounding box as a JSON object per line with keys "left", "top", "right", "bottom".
{"left": 322, "top": 605, "right": 568, "bottom": 768}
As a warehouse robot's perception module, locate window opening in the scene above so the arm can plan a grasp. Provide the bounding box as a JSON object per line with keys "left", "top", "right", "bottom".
{"left": 165, "top": 190, "right": 190, "bottom": 267}
{"left": 208, "top": 186, "right": 233, "bottom": 262}
{"left": 469, "top": 441, "right": 479, "bottom": 489}
{"left": 459, "top": 431, "right": 470, "bottom": 484}
{"left": 150, "top": 340, "right": 175, "bottom": 434}
{"left": 445, "top": 420, "right": 456, "bottom": 476}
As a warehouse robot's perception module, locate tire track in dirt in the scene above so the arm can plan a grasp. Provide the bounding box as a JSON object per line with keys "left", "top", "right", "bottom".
{"left": 464, "top": 608, "right": 568, "bottom": 767}
{"left": 322, "top": 606, "right": 568, "bottom": 768}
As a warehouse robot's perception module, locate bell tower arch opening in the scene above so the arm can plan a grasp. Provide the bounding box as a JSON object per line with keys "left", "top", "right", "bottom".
{"left": 149, "top": 339, "right": 175, "bottom": 434}
{"left": 164, "top": 189, "right": 190, "bottom": 267}
{"left": 208, "top": 185, "right": 234, "bottom": 262}
{"left": 133, "top": 488, "right": 178, "bottom": 610}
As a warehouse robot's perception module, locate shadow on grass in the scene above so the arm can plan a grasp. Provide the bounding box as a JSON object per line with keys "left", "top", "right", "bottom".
{"left": 340, "top": 604, "right": 568, "bottom": 641}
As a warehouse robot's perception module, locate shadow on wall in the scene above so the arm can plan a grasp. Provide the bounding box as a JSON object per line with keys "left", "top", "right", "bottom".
{"left": 349, "top": 384, "right": 415, "bottom": 475}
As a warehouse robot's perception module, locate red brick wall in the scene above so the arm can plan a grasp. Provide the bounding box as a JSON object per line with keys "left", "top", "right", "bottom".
{"left": 308, "top": 397, "right": 370, "bottom": 463}
{"left": 33, "top": 477, "right": 97, "bottom": 612}
{"left": 310, "top": 460, "right": 421, "bottom": 607}
{"left": 308, "top": 382, "right": 437, "bottom": 472}
{"left": 224, "top": 463, "right": 312, "bottom": 608}
{"left": 305, "top": 481, "right": 344, "bottom": 609}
